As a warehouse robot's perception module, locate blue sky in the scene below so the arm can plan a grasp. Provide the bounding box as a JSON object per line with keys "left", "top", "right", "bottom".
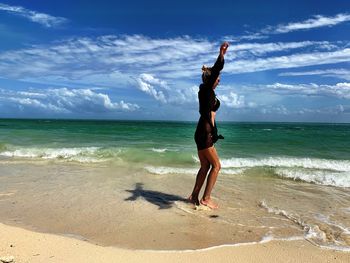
{"left": 0, "top": 0, "right": 349, "bottom": 122}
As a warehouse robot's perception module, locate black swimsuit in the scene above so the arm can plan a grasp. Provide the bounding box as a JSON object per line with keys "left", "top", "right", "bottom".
{"left": 194, "top": 55, "right": 224, "bottom": 151}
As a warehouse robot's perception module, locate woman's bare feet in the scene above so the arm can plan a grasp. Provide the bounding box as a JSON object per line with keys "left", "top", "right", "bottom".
{"left": 188, "top": 195, "right": 200, "bottom": 206}
{"left": 200, "top": 198, "right": 218, "bottom": 209}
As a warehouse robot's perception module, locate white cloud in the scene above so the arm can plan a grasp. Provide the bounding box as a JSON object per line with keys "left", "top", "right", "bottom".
{"left": 279, "top": 69, "right": 350, "bottom": 81}
{"left": 0, "top": 3, "right": 67, "bottom": 28}
{"left": 273, "top": 13, "right": 350, "bottom": 34}
{"left": 225, "top": 48, "right": 350, "bottom": 74}
{"left": 0, "top": 35, "right": 215, "bottom": 86}
{"left": 6, "top": 97, "right": 63, "bottom": 112}
{"left": 0, "top": 34, "right": 347, "bottom": 85}
{"left": 257, "top": 104, "right": 350, "bottom": 117}
{"left": 216, "top": 82, "right": 350, "bottom": 117}
{"left": 226, "top": 13, "right": 350, "bottom": 41}
{"left": 219, "top": 92, "right": 246, "bottom": 108}
{"left": 173, "top": 85, "right": 198, "bottom": 104}
{"left": 0, "top": 88, "right": 139, "bottom": 113}
{"left": 222, "top": 33, "right": 268, "bottom": 42}
{"left": 229, "top": 41, "right": 336, "bottom": 58}
{"left": 265, "top": 82, "right": 350, "bottom": 99}
{"left": 137, "top": 74, "right": 168, "bottom": 103}
{"left": 298, "top": 104, "right": 350, "bottom": 115}
{"left": 259, "top": 105, "right": 289, "bottom": 115}
{"left": 136, "top": 74, "right": 198, "bottom": 104}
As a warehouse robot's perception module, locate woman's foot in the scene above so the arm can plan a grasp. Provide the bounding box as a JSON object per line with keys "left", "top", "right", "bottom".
{"left": 188, "top": 195, "right": 200, "bottom": 206}
{"left": 200, "top": 198, "right": 218, "bottom": 209}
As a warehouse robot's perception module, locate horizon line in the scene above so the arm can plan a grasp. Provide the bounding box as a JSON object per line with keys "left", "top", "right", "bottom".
{"left": 0, "top": 117, "right": 349, "bottom": 125}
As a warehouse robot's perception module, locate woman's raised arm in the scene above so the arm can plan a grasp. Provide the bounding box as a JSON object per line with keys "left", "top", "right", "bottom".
{"left": 206, "top": 42, "right": 229, "bottom": 88}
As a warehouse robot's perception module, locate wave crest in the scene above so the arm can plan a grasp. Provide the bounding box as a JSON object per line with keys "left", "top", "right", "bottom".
{"left": 220, "top": 157, "right": 350, "bottom": 172}
{"left": 151, "top": 148, "right": 168, "bottom": 153}
{"left": 0, "top": 146, "right": 122, "bottom": 163}
{"left": 275, "top": 168, "right": 350, "bottom": 187}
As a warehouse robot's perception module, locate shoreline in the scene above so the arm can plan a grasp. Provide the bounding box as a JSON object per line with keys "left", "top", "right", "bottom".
{"left": 1, "top": 222, "right": 349, "bottom": 263}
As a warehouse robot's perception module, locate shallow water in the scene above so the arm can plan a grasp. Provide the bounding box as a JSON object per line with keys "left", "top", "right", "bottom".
{"left": 0, "top": 160, "right": 349, "bottom": 250}
{"left": 0, "top": 119, "right": 350, "bottom": 250}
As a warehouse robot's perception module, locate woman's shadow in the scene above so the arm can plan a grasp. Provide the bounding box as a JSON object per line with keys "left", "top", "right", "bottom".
{"left": 125, "top": 183, "right": 188, "bottom": 209}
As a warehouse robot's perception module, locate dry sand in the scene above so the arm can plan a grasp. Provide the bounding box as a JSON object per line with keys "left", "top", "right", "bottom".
{"left": 1, "top": 222, "right": 349, "bottom": 263}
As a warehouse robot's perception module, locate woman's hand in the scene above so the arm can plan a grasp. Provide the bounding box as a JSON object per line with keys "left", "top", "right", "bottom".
{"left": 220, "top": 42, "right": 229, "bottom": 57}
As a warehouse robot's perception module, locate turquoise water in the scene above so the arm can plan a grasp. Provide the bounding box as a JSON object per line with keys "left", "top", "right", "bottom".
{"left": 0, "top": 119, "right": 350, "bottom": 187}
{"left": 1, "top": 119, "right": 349, "bottom": 158}
{"left": 1, "top": 119, "right": 350, "bottom": 186}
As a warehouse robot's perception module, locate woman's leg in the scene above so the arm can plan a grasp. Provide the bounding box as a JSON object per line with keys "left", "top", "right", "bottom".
{"left": 200, "top": 146, "right": 221, "bottom": 209}
{"left": 189, "top": 150, "right": 210, "bottom": 205}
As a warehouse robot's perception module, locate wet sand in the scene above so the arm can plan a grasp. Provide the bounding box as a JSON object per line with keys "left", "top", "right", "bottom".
{"left": 0, "top": 160, "right": 350, "bottom": 256}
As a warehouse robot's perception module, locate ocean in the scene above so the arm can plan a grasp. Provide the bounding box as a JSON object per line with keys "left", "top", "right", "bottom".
{"left": 0, "top": 119, "right": 349, "bottom": 250}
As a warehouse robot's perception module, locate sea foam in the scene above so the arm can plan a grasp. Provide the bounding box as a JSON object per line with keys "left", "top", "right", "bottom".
{"left": 151, "top": 148, "right": 168, "bottom": 153}
{"left": 275, "top": 168, "right": 350, "bottom": 187}
{"left": 259, "top": 200, "right": 350, "bottom": 251}
{"left": 0, "top": 146, "right": 122, "bottom": 163}
{"left": 183, "top": 155, "right": 350, "bottom": 187}
{"left": 144, "top": 166, "right": 245, "bottom": 175}
{"left": 219, "top": 157, "right": 350, "bottom": 172}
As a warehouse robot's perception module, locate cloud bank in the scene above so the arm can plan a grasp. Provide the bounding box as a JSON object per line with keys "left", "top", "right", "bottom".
{"left": 279, "top": 69, "right": 350, "bottom": 81}
{"left": 0, "top": 34, "right": 348, "bottom": 84}
{"left": 0, "top": 88, "right": 139, "bottom": 114}
{"left": 266, "top": 82, "right": 350, "bottom": 99}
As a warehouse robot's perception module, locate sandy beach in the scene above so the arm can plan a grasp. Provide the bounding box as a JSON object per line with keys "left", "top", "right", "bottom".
{"left": 1, "top": 222, "right": 350, "bottom": 263}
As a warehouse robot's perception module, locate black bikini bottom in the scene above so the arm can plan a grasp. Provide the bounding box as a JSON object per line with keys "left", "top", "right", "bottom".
{"left": 194, "top": 116, "right": 213, "bottom": 151}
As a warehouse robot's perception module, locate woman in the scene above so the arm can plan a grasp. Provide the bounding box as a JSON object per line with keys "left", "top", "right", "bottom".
{"left": 189, "top": 42, "right": 229, "bottom": 209}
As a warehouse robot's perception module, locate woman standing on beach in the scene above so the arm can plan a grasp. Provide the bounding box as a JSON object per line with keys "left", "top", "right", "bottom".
{"left": 189, "top": 42, "right": 229, "bottom": 209}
